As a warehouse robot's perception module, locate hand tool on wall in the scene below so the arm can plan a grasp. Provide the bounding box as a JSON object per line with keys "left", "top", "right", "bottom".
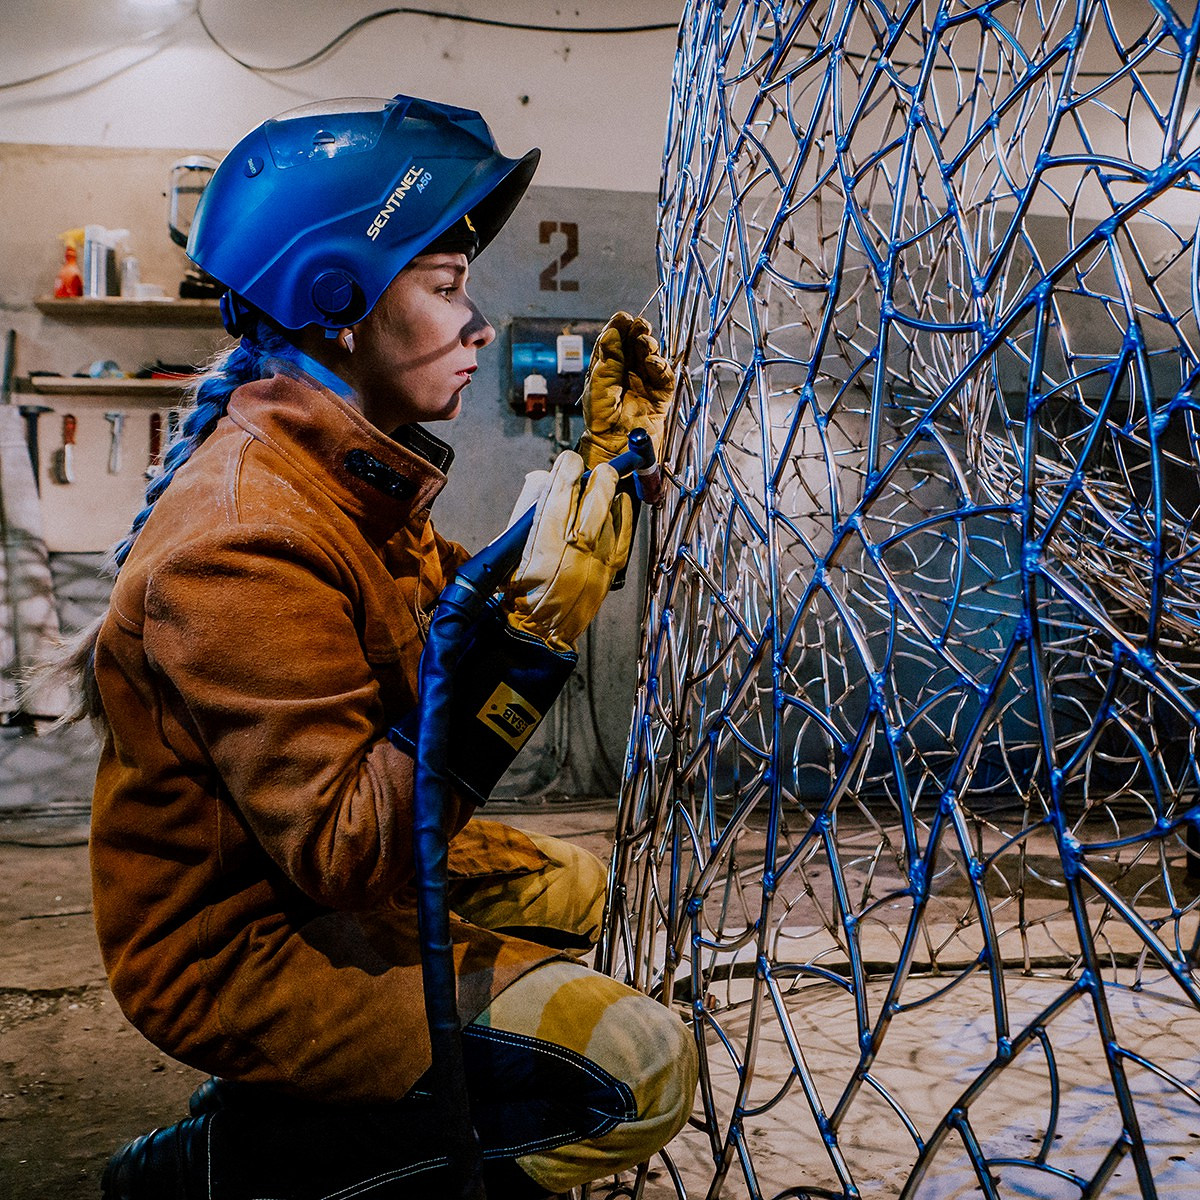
{"left": 146, "top": 411, "right": 163, "bottom": 478}
{"left": 1, "top": 329, "right": 15, "bottom": 407}
{"left": 105, "top": 411, "right": 125, "bottom": 475}
{"left": 17, "top": 405, "right": 52, "bottom": 495}
{"left": 53, "top": 414, "right": 76, "bottom": 485}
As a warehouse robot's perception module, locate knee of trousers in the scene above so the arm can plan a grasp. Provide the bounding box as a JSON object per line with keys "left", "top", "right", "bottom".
{"left": 495, "top": 969, "right": 699, "bottom": 1192}
{"left": 453, "top": 830, "right": 608, "bottom": 950}
{"left": 592, "top": 992, "right": 698, "bottom": 1153}
{"left": 523, "top": 830, "right": 607, "bottom": 944}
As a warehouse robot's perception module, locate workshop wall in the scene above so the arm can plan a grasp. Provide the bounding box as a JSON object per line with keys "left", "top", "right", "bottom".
{"left": 0, "top": 135, "right": 659, "bottom": 802}
{"left": 0, "top": 145, "right": 662, "bottom": 549}
{"left": 0, "top": 2, "right": 678, "bottom": 799}
{"left": 0, "top": 1, "right": 680, "bottom": 194}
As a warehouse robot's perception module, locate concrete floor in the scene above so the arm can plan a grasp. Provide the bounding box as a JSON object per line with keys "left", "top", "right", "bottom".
{"left": 6, "top": 791, "right": 1200, "bottom": 1198}
{"left": 0, "top": 795, "right": 639, "bottom": 1199}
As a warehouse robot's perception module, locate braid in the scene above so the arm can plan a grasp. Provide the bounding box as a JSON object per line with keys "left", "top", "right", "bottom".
{"left": 109, "top": 320, "right": 294, "bottom": 571}
{"left": 44, "top": 318, "right": 296, "bottom": 731}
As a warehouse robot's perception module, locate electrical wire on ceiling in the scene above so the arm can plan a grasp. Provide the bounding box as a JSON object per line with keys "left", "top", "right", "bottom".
{"left": 0, "top": 3, "right": 676, "bottom": 93}
{"left": 4, "top": 3, "right": 1172, "bottom": 92}
{"left": 201, "top": 3, "right": 1171, "bottom": 81}
{"left": 196, "top": 4, "right": 679, "bottom": 75}
{"left": 0, "top": 3, "right": 198, "bottom": 91}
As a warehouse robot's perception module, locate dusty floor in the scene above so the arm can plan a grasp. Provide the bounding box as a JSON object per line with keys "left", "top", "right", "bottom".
{"left": 7, "top": 793, "right": 1200, "bottom": 1199}
{"left": 0, "top": 804, "right": 197, "bottom": 1199}
{"left": 0, "top": 799, "right": 620, "bottom": 1200}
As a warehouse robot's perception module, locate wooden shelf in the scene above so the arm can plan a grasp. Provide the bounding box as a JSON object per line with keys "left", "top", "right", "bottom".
{"left": 35, "top": 297, "right": 224, "bottom": 325}
{"left": 19, "top": 375, "right": 195, "bottom": 397}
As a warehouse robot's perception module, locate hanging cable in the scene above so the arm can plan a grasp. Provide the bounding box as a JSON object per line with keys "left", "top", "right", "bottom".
{"left": 0, "top": 4, "right": 197, "bottom": 91}
{"left": 196, "top": 3, "right": 677, "bottom": 75}
{"left": 409, "top": 433, "right": 656, "bottom": 1198}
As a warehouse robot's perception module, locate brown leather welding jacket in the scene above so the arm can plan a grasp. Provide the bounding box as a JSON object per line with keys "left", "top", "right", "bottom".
{"left": 89, "top": 362, "right": 556, "bottom": 1102}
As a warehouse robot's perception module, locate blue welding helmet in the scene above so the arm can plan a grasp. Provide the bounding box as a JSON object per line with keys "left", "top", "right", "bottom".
{"left": 188, "top": 94, "right": 539, "bottom": 333}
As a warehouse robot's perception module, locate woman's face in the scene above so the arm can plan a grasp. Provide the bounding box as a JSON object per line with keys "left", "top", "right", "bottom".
{"left": 346, "top": 252, "right": 495, "bottom": 431}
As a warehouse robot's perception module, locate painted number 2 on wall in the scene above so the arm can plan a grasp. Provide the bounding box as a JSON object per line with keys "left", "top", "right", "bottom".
{"left": 539, "top": 221, "right": 579, "bottom": 292}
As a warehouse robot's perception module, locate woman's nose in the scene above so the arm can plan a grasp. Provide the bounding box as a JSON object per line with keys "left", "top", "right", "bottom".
{"left": 463, "top": 300, "right": 495, "bottom": 348}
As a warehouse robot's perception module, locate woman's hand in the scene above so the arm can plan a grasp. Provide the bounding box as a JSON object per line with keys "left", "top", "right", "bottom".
{"left": 577, "top": 311, "right": 675, "bottom": 469}
{"left": 504, "top": 450, "right": 632, "bottom": 651}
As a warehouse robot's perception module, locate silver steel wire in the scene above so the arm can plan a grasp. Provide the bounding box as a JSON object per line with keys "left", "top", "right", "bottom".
{"left": 599, "top": 1, "right": 1200, "bottom": 1197}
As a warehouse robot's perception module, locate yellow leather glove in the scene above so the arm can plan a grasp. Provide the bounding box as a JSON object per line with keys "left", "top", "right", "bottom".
{"left": 504, "top": 450, "right": 633, "bottom": 652}
{"left": 577, "top": 311, "right": 675, "bottom": 469}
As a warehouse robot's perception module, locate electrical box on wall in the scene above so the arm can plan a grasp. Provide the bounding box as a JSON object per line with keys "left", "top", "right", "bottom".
{"left": 509, "top": 318, "right": 606, "bottom": 419}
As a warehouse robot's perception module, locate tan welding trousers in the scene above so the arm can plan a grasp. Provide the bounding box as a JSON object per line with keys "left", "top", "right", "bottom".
{"left": 449, "top": 828, "right": 699, "bottom": 1194}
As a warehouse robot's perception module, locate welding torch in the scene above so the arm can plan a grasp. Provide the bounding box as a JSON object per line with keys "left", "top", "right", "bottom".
{"left": 410, "top": 427, "right": 660, "bottom": 1200}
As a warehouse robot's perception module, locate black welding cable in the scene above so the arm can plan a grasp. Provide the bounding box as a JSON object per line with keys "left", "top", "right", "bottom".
{"left": 411, "top": 579, "right": 491, "bottom": 1200}
{"left": 408, "top": 437, "right": 655, "bottom": 1198}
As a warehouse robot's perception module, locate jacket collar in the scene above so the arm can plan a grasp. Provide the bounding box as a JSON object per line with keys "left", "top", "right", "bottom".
{"left": 225, "top": 359, "right": 454, "bottom": 541}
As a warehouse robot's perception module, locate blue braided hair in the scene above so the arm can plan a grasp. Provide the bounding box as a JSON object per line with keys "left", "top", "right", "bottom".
{"left": 45, "top": 316, "right": 299, "bottom": 729}
{"left": 109, "top": 319, "right": 296, "bottom": 572}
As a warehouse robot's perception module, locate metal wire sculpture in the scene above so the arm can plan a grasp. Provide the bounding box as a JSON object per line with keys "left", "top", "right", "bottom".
{"left": 599, "top": 1, "right": 1200, "bottom": 1196}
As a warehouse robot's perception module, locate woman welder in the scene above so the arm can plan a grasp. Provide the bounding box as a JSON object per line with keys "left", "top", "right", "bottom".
{"left": 72, "top": 93, "right": 696, "bottom": 1198}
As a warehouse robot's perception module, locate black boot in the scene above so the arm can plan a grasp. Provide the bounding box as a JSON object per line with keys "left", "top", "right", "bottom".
{"left": 187, "top": 1075, "right": 225, "bottom": 1116}
{"left": 101, "top": 1107, "right": 540, "bottom": 1199}
{"left": 187, "top": 1075, "right": 270, "bottom": 1116}
{"left": 120, "top": 1087, "right": 563, "bottom": 1199}
{"left": 100, "top": 1114, "right": 213, "bottom": 1200}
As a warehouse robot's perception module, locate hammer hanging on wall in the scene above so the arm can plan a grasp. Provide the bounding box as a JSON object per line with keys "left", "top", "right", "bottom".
{"left": 1, "top": 329, "right": 14, "bottom": 407}
{"left": 53, "top": 414, "right": 76, "bottom": 485}
{"left": 4, "top": 330, "right": 55, "bottom": 494}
